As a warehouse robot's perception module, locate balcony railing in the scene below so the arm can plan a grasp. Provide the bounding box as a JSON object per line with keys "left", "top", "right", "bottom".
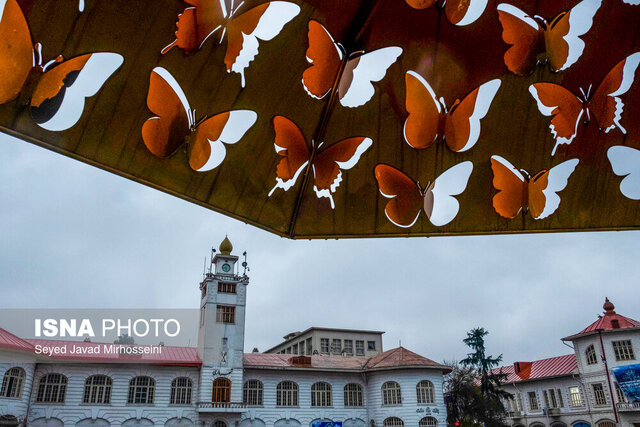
{"left": 617, "top": 402, "right": 640, "bottom": 412}
{"left": 197, "top": 402, "right": 248, "bottom": 412}
{"left": 508, "top": 411, "right": 522, "bottom": 419}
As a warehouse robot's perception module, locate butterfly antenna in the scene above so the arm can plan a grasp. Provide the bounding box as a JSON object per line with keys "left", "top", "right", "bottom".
{"left": 219, "top": 27, "right": 227, "bottom": 44}
{"left": 533, "top": 14, "right": 547, "bottom": 24}
{"left": 232, "top": 0, "right": 245, "bottom": 16}
{"left": 34, "top": 43, "right": 43, "bottom": 68}
{"left": 78, "top": 0, "right": 84, "bottom": 12}
{"left": 439, "top": 97, "right": 448, "bottom": 114}
{"left": 587, "top": 84, "right": 593, "bottom": 99}
{"left": 219, "top": 0, "right": 228, "bottom": 18}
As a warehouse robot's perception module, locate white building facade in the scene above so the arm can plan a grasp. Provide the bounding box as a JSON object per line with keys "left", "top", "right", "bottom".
{"left": 496, "top": 299, "right": 640, "bottom": 427}
{"left": 0, "top": 238, "right": 450, "bottom": 427}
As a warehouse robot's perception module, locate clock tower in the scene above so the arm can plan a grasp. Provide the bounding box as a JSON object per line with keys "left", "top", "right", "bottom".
{"left": 197, "top": 236, "right": 249, "bottom": 410}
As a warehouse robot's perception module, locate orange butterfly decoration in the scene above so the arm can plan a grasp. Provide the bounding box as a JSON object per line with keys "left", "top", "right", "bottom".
{"left": 161, "top": 0, "right": 300, "bottom": 87}
{"left": 301, "top": 20, "right": 402, "bottom": 108}
{"left": 404, "top": 71, "right": 501, "bottom": 152}
{"left": 529, "top": 52, "right": 640, "bottom": 155}
{"left": 497, "top": 0, "right": 601, "bottom": 75}
{"left": 268, "top": 116, "right": 372, "bottom": 208}
{"left": 374, "top": 162, "right": 473, "bottom": 228}
{"left": 0, "top": 0, "right": 123, "bottom": 131}
{"left": 142, "top": 67, "right": 257, "bottom": 172}
{"left": 405, "top": 0, "right": 488, "bottom": 26}
{"left": 490, "top": 156, "right": 579, "bottom": 219}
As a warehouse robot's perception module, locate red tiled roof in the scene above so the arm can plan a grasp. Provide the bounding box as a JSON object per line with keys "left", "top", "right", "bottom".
{"left": 24, "top": 339, "right": 201, "bottom": 366}
{"left": 491, "top": 354, "right": 577, "bottom": 384}
{"left": 244, "top": 353, "right": 368, "bottom": 370}
{"left": 562, "top": 299, "right": 640, "bottom": 341}
{"left": 0, "top": 328, "right": 35, "bottom": 352}
{"left": 364, "top": 347, "right": 448, "bottom": 371}
{"left": 244, "top": 347, "right": 450, "bottom": 373}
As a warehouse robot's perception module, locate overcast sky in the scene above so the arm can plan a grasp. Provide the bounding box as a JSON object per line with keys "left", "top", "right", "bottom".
{"left": 1, "top": 133, "right": 639, "bottom": 368}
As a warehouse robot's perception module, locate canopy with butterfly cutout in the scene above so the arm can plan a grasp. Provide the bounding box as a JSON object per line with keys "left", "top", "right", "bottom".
{"left": 1, "top": 0, "right": 640, "bottom": 238}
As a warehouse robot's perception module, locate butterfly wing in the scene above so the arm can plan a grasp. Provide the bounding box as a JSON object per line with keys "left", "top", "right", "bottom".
{"left": 490, "top": 155, "right": 527, "bottom": 219}
{"left": 374, "top": 164, "right": 423, "bottom": 228}
{"left": 545, "top": 0, "right": 601, "bottom": 72}
{"left": 445, "top": 79, "right": 501, "bottom": 152}
{"left": 496, "top": 3, "right": 544, "bottom": 75}
{"left": 338, "top": 46, "right": 402, "bottom": 108}
{"left": 312, "top": 137, "right": 373, "bottom": 208}
{"left": 268, "top": 116, "right": 311, "bottom": 196}
{"left": 529, "top": 83, "right": 584, "bottom": 156}
{"left": 403, "top": 70, "right": 441, "bottom": 150}
{"left": 141, "top": 67, "right": 192, "bottom": 158}
{"left": 590, "top": 52, "right": 640, "bottom": 134}
{"left": 528, "top": 158, "right": 579, "bottom": 219}
{"left": 405, "top": 0, "right": 436, "bottom": 10}
{"left": 31, "top": 53, "right": 123, "bottom": 131}
{"left": 0, "top": 0, "right": 33, "bottom": 103}
{"left": 161, "top": 0, "right": 223, "bottom": 54}
{"left": 444, "top": 0, "right": 488, "bottom": 26}
{"left": 225, "top": 1, "right": 300, "bottom": 87}
{"left": 426, "top": 161, "right": 473, "bottom": 226}
{"left": 189, "top": 110, "right": 257, "bottom": 172}
{"left": 607, "top": 146, "right": 640, "bottom": 200}
{"left": 302, "top": 20, "right": 342, "bottom": 100}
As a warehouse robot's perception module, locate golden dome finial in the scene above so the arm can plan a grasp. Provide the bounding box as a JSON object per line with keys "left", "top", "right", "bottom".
{"left": 219, "top": 235, "right": 233, "bottom": 255}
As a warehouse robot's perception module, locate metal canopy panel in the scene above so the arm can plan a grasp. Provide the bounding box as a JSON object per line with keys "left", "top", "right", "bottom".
{"left": 1, "top": 0, "right": 639, "bottom": 238}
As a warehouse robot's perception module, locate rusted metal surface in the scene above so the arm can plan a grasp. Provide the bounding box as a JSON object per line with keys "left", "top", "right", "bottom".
{"left": 1, "top": 0, "right": 639, "bottom": 238}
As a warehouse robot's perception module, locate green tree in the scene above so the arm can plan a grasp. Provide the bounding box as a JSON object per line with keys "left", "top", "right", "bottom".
{"left": 445, "top": 328, "right": 510, "bottom": 427}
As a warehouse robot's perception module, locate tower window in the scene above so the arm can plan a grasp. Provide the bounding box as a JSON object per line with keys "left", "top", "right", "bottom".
{"left": 331, "top": 339, "right": 341, "bottom": 354}
{"left": 585, "top": 344, "right": 598, "bottom": 365}
{"left": 218, "top": 282, "right": 236, "bottom": 294}
{"left": 212, "top": 378, "right": 231, "bottom": 403}
{"left": 344, "top": 340, "right": 353, "bottom": 355}
{"left": 356, "top": 340, "right": 365, "bottom": 356}
{"left": 592, "top": 383, "right": 607, "bottom": 405}
{"left": 612, "top": 340, "right": 635, "bottom": 361}
{"left": 368, "top": 341, "right": 376, "bottom": 350}
{"left": 216, "top": 305, "right": 235, "bottom": 323}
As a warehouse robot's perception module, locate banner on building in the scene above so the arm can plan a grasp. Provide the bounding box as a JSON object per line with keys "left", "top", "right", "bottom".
{"left": 312, "top": 422, "right": 342, "bottom": 427}
{"left": 613, "top": 364, "right": 640, "bottom": 403}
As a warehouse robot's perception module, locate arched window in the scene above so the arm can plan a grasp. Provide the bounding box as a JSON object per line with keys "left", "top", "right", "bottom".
{"left": 311, "top": 382, "right": 332, "bottom": 407}
{"left": 416, "top": 380, "right": 435, "bottom": 404}
{"left": 597, "top": 422, "right": 616, "bottom": 427}
{"left": 170, "top": 377, "right": 193, "bottom": 405}
{"left": 243, "top": 379, "right": 264, "bottom": 406}
{"left": 212, "top": 378, "right": 231, "bottom": 403}
{"left": 276, "top": 381, "right": 298, "bottom": 406}
{"left": 586, "top": 345, "right": 597, "bottom": 365}
{"left": 214, "top": 421, "right": 227, "bottom": 427}
{"left": 35, "top": 373, "right": 67, "bottom": 403}
{"left": 382, "top": 381, "right": 402, "bottom": 405}
{"left": 383, "top": 417, "right": 403, "bottom": 427}
{"left": 419, "top": 417, "right": 437, "bottom": 427}
{"left": 127, "top": 376, "right": 155, "bottom": 404}
{"left": 344, "top": 383, "right": 363, "bottom": 407}
{"left": 83, "top": 375, "right": 112, "bottom": 404}
{"left": 0, "top": 367, "right": 25, "bottom": 398}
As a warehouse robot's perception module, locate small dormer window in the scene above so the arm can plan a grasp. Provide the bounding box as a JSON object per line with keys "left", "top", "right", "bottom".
{"left": 218, "top": 282, "right": 236, "bottom": 294}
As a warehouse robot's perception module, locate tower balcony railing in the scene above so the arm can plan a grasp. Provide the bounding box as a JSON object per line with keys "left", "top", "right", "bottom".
{"left": 617, "top": 402, "right": 640, "bottom": 412}
{"left": 197, "top": 402, "right": 248, "bottom": 412}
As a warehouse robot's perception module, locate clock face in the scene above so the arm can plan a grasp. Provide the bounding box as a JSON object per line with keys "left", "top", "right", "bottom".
{"left": 222, "top": 263, "right": 231, "bottom": 272}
